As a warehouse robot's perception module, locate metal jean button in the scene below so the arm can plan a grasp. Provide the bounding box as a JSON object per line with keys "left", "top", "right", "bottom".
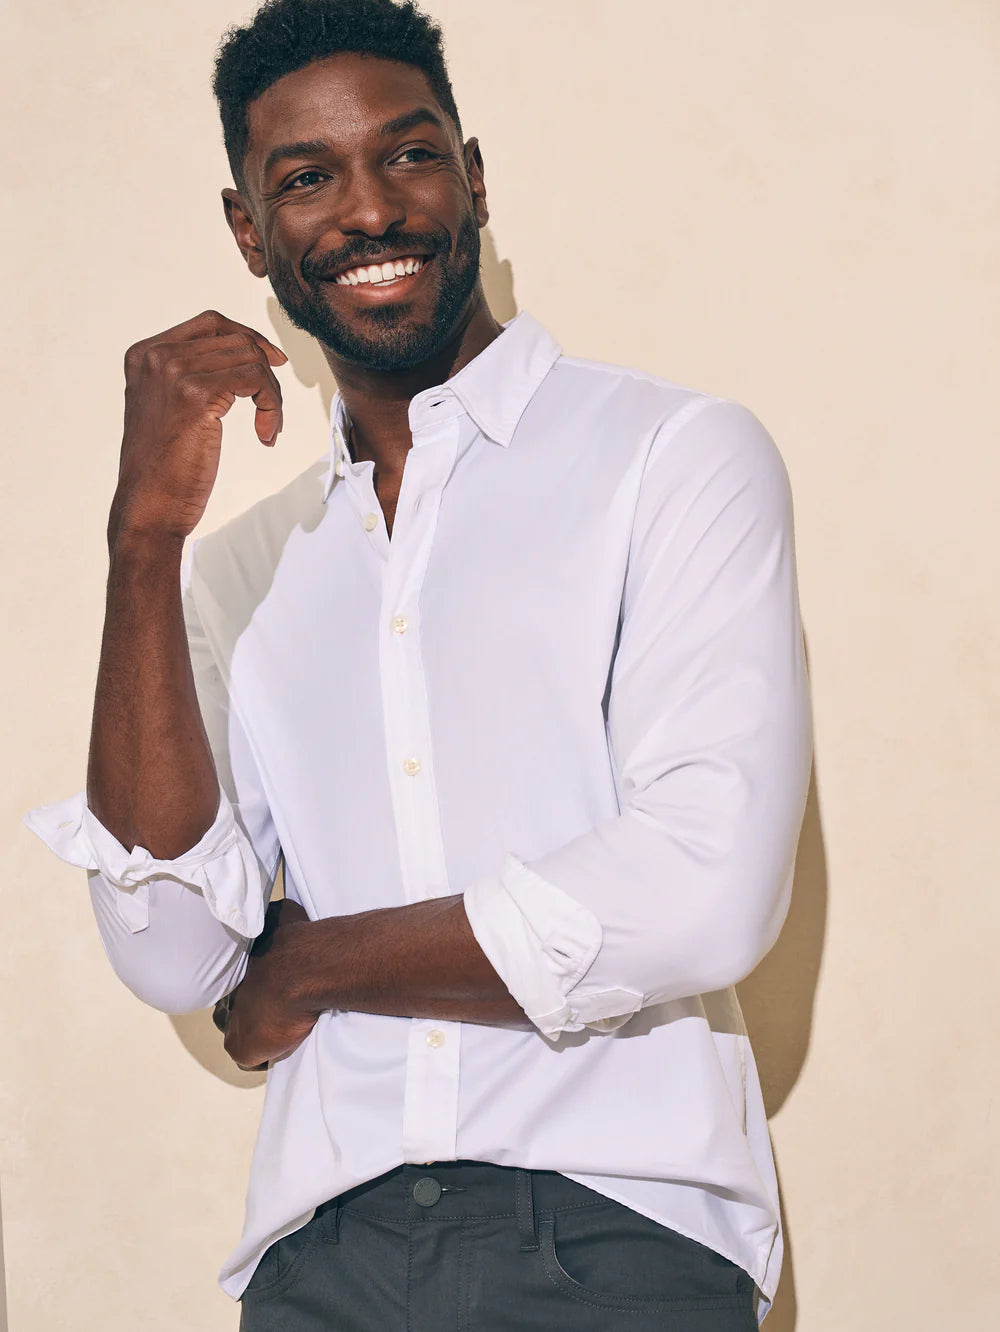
{"left": 413, "top": 1176, "right": 442, "bottom": 1207}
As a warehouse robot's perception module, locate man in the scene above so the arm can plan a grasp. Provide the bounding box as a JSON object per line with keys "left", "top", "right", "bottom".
{"left": 25, "top": 0, "right": 813, "bottom": 1326}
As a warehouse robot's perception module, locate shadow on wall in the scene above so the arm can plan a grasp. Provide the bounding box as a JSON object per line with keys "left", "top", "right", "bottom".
{"left": 0, "top": 1177, "right": 8, "bottom": 1332}
{"left": 737, "top": 633, "right": 829, "bottom": 1332}
{"left": 165, "top": 232, "right": 825, "bottom": 1332}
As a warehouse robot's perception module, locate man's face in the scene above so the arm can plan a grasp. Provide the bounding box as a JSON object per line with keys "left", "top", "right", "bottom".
{"left": 232, "top": 54, "right": 487, "bottom": 372}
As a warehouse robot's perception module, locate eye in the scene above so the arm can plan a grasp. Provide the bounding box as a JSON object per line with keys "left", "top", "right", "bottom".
{"left": 395, "top": 147, "right": 438, "bottom": 164}
{"left": 286, "top": 169, "right": 328, "bottom": 190}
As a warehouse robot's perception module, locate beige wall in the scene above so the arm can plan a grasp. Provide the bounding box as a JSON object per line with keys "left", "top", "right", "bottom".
{"left": 3, "top": 1, "right": 998, "bottom": 1327}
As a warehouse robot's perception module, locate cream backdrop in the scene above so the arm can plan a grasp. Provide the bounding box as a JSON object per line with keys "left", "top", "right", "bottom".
{"left": 3, "top": 1, "right": 998, "bottom": 1329}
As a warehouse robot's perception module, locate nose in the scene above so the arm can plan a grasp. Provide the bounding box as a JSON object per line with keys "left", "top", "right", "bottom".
{"left": 335, "top": 166, "right": 406, "bottom": 237}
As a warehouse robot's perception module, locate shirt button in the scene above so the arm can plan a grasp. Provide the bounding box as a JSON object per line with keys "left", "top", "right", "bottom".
{"left": 363, "top": 512, "right": 378, "bottom": 531}
{"left": 391, "top": 615, "right": 409, "bottom": 634}
{"left": 402, "top": 757, "right": 421, "bottom": 776}
{"left": 426, "top": 1030, "right": 445, "bottom": 1048}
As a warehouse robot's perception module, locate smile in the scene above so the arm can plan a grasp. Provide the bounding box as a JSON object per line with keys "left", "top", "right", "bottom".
{"left": 333, "top": 256, "right": 428, "bottom": 287}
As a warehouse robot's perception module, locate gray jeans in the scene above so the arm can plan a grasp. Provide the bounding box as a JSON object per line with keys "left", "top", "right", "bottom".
{"left": 238, "top": 1160, "right": 759, "bottom": 1330}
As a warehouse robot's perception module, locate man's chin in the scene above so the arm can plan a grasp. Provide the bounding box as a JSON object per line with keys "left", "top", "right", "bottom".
{"left": 284, "top": 306, "right": 453, "bottom": 372}
{"left": 343, "top": 335, "right": 447, "bottom": 373}
{"left": 272, "top": 256, "right": 479, "bottom": 371}
{"left": 339, "top": 333, "right": 449, "bottom": 373}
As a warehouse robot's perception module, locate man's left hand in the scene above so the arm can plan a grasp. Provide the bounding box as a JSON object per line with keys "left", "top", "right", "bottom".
{"left": 216, "top": 897, "right": 321, "bottom": 1072}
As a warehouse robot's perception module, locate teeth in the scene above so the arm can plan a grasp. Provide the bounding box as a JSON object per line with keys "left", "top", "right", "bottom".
{"left": 334, "top": 256, "right": 426, "bottom": 286}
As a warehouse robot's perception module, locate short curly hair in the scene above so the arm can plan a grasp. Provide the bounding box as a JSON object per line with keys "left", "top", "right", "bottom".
{"left": 212, "top": 0, "right": 464, "bottom": 193}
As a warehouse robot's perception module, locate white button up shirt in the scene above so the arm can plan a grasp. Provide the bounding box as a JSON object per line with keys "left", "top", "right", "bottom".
{"left": 25, "top": 310, "right": 813, "bottom": 1321}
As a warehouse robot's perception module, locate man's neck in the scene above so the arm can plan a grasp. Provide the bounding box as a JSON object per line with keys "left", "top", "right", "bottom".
{"left": 324, "top": 291, "right": 504, "bottom": 478}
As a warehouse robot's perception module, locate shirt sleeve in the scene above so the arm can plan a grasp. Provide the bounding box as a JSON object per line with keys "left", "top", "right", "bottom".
{"left": 463, "top": 399, "right": 814, "bottom": 1040}
{"left": 22, "top": 538, "right": 280, "bottom": 1013}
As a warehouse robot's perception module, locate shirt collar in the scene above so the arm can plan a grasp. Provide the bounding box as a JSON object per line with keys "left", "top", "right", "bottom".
{"left": 321, "top": 310, "right": 562, "bottom": 502}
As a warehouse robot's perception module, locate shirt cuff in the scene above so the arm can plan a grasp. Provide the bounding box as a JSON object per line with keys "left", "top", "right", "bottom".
{"left": 22, "top": 788, "right": 266, "bottom": 939}
{"left": 463, "top": 853, "right": 644, "bottom": 1040}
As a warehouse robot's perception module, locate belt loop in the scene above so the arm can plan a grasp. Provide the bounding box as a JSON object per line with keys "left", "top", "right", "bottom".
{"left": 321, "top": 1195, "right": 342, "bottom": 1245}
{"left": 515, "top": 1168, "right": 539, "bottom": 1252}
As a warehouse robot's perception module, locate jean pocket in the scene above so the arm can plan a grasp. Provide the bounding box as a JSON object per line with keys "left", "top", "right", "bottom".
{"left": 241, "top": 1204, "right": 337, "bottom": 1304}
{"left": 538, "top": 1203, "right": 753, "bottom": 1314}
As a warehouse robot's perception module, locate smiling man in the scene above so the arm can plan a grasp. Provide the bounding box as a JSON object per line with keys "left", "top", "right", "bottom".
{"left": 24, "top": 1, "right": 813, "bottom": 1328}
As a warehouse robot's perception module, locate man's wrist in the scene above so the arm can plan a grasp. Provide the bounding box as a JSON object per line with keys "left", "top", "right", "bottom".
{"left": 283, "top": 916, "right": 353, "bottom": 1015}
{"left": 108, "top": 524, "right": 185, "bottom": 570}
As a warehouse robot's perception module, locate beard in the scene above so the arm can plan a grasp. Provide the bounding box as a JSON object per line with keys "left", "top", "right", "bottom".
{"left": 265, "top": 212, "right": 482, "bottom": 372}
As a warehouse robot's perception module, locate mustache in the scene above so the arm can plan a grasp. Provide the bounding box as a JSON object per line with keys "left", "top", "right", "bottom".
{"left": 303, "top": 232, "right": 447, "bottom": 282}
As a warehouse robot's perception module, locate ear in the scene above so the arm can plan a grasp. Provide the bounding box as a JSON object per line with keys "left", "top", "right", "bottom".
{"left": 464, "top": 138, "right": 489, "bottom": 228}
{"left": 222, "top": 187, "right": 268, "bottom": 278}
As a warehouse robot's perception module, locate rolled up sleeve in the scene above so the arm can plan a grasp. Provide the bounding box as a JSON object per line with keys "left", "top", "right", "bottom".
{"left": 23, "top": 782, "right": 264, "bottom": 938}
{"left": 464, "top": 399, "right": 814, "bottom": 1041}
{"left": 22, "top": 538, "right": 280, "bottom": 1013}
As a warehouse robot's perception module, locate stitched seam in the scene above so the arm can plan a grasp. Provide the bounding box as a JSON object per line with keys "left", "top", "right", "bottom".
{"left": 405, "top": 1207, "right": 413, "bottom": 1332}
{"left": 348, "top": 1198, "right": 610, "bottom": 1223}
{"left": 538, "top": 1219, "right": 750, "bottom": 1312}
{"left": 240, "top": 1218, "right": 327, "bottom": 1303}
{"left": 457, "top": 1222, "right": 468, "bottom": 1332}
{"left": 539, "top": 1278, "right": 750, "bottom": 1314}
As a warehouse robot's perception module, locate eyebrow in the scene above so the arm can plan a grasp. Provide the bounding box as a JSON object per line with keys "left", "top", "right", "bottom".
{"left": 262, "top": 139, "right": 331, "bottom": 179}
{"left": 376, "top": 106, "right": 449, "bottom": 139}
{"left": 261, "top": 108, "right": 450, "bottom": 180}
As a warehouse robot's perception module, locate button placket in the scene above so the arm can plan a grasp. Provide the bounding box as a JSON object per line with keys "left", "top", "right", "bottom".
{"left": 378, "top": 416, "right": 465, "bottom": 1166}
{"left": 378, "top": 427, "right": 458, "bottom": 908}
{"left": 332, "top": 456, "right": 390, "bottom": 558}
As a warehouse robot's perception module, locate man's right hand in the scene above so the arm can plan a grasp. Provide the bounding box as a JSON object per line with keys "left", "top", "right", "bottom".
{"left": 108, "top": 308, "right": 288, "bottom": 548}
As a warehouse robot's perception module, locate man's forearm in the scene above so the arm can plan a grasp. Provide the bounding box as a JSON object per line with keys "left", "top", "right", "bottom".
{"left": 86, "top": 311, "right": 288, "bottom": 859}
{"left": 292, "top": 894, "right": 535, "bottom": 1031}
{"left": 86, "top": 531, "right": 219, "bottom": 858}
